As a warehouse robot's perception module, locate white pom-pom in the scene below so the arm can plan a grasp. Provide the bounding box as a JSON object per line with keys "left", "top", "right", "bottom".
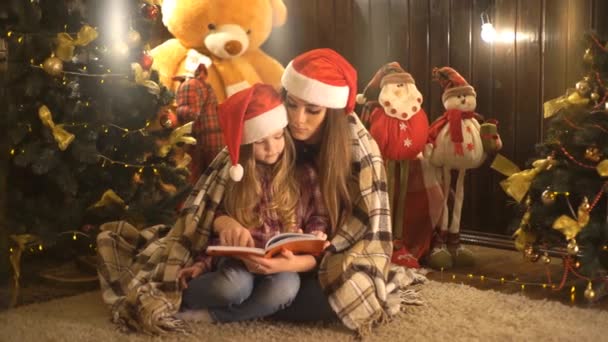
{"left": 356, "top": 93, "right": 367, "bottom": 105}
{"left": 229, "top": 164, "right": 244, "bottom": 182}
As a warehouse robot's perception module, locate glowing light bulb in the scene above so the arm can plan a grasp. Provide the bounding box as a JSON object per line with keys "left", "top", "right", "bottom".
{"left": 481, "top": 23, "right": 496, "bottom": 43}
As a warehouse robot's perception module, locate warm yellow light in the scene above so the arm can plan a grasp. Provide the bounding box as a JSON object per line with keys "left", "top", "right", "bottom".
{"left": 100, "top": 79, "right": 105, "bottom": 84}
{"left": 30, "top": 58, "right": 34, "bottom": 64}
{"left": 480, "top": 275, "right": 485, "bottom": 281}
{"left": 73, "top": 234, "right": 77, "bottom": 241}
{"left": 570, "top": 286, "right": 576, "bottom": 293}
{"left": 521, "top": 284, "right": 525, "bottom": 290}
{"left": 10, "top": 149, "right": 15, "bottom": 155}
{"left": 18, "top": 36, "right": 23, "bottom": 43}
{"left": 542, "top": 284, "right": 547, "bottom": 289}
{"left": 451, "top": 274, "right": 456, "bottom": 280}
{"left": 38, "top": 244, "right": 43, "bottom": 251}
{"left": 500, "top": 277, "right": 505, "bottom": 283}
{"left": 7, "top": 31, "right": 12, "bottom": 37}
{"left": 9, "top": 248, "right": 13, "bottom": 253}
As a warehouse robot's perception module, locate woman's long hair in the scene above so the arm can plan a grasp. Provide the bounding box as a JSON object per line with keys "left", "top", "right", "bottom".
{"left": 223, "top": 129, "right": 299, "bottom": 232}
{"left": 318, "top": 108, "right": 353, "bottom": 231}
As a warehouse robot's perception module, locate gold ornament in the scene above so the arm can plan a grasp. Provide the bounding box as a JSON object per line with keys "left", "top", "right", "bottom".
{"left": 575, "top": 80, "right": 591, "bottom": 96}
{"left": 38, "top": 105, "right": 75, "bottom": 150}
{"left": 542, "top": 252, "right": 551, "bottom": 264}
{"left": 42, "top": 56, "right": 63, "bottom": 76}
{"left": 541, "top": 189, "right": 556, "bottom": 205}
{"left": 597, "top": 160, "right": 608, "bottom": 177}
{"left": 55, "top": 25, "right": 98, "bottom": 61}
{"left": 567, "top": 239, "right": 580, "bottom": 255}
{"left": 583, "top": 48, "right": 594, "bottom": 64}
{"left": 584, "top": 146, "right": 602, "bottom": 162}
{"left": 127, "top": 29, "right": 142, "bottom": 47}
{"left": 552, "top": 197, "right": 590, "bottom": 240}
{"left": 590, "top": 92, "right": 600, "bottom": 102}
{"left": 584, "top": 282, "right": 596, "bottom": 300}
{"left": 524, "top": 244, "right": 540, "bottom": 262}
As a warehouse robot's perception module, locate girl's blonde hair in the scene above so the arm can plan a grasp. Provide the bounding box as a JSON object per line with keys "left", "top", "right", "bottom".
{"left": 223, "top": 129, "right": 299, "bottom": 232}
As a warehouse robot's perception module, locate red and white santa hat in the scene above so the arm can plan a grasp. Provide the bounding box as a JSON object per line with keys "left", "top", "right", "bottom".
{"left": 432, "top": 66, "right": 476, "bottom": 103}
{"left": 218, "top": 83, "right": 288, "bottom": 182}
{"left": 281, "top": 48, "right": 357, "bottom": 114}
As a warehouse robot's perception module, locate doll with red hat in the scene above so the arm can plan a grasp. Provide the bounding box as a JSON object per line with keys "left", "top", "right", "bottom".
{"left": 356, "top": 62, "right": 430, "bottom": 268}
{"left": 178, "top": 83, "right": 330, "bottom": 323}
{"left": 425, "top": 66, "right": 502, "bottom": 270}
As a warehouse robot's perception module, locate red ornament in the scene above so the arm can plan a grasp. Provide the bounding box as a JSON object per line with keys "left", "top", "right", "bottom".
{"left": 159, "top": 108, "right": 178, "bottom": 129}
{"left": 140, "top": 52, "right": 154, "bottom": 71}
{"left": 141, "top": 3, "right": 160, "bottom": 20}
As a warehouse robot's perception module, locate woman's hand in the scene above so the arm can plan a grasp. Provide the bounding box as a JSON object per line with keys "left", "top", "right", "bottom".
{"left": 214, "top": 216, "right": 254, "bottom": 247}
{"left": 240, "top": 249, "right": 295, "bottom": 274}
{"left": 178, "top": 263, "right": 205, "bottom": 289}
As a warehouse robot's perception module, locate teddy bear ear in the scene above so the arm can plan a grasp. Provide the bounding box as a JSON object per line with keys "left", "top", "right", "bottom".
{"left": 270, "top": 0, "right": 287, "bottom": 27}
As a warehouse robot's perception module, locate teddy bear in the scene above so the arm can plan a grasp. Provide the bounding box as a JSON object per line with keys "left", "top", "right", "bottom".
{"left": 151, "top": 0, "right": 287, "bottom": 102}
{"left": 425, "top": 66, "right": 502, "bottom": 270}
{"left": 356, "top": 62, "right": 431, "bottom": 268}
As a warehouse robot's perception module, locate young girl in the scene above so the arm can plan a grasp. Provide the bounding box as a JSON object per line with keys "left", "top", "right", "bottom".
{"left": 177, "top": 83, "right": 329, "bottom": 323}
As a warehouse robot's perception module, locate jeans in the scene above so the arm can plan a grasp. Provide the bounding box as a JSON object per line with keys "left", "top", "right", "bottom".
{"left": 271, "top": 271, "right": 337, "bottom": 322}
{"left": 181, "top": 257, "right": 300, "bottom": 323}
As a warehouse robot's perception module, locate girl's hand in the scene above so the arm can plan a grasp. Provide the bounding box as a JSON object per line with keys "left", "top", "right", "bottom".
{"left": 219, "top": 225, "right": 255, "bottom": 247}
{"left": 310, "top": 230, "right": 331, "bottom": 249}
{"left": 178, "top": 263, "right": 205, "bottom": 289}
{"left": 240, "top": 249, "right": 296, "bottom": 274}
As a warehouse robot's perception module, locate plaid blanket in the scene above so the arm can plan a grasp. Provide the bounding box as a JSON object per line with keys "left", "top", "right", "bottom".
{"left": 96, "top": 114, "right": 424, "bottom": 335}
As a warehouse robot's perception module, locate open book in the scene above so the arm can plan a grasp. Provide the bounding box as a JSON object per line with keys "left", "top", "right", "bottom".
{"left": 206, "top": 233, "right": 326, "bottom": 258}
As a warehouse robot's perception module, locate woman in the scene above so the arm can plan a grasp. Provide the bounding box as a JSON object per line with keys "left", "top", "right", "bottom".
{"left": 268, "top": 48, "right": 423, "bottom": 332}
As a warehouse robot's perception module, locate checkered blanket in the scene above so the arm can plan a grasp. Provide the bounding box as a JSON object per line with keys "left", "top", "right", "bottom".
{"left": 96, "top": 114, "right": 424, "bottom": 335}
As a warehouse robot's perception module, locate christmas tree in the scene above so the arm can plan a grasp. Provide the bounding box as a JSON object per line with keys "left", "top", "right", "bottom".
{"left": 1, "top": 0, "right": 192, "bottom": 256}
{"left": 503, "top": 33, "right": 608, "bottom": 298}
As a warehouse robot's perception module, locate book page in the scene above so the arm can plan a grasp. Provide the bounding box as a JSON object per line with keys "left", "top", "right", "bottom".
{"left": 206, "top": 245, "right": 266, "bottom": 257}
{"left": 265, "top": 233, "right": 319, "bottom": 250}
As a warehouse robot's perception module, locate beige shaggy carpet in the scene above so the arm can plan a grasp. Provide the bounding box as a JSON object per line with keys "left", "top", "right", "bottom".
{"left": 1, "top": 280, "right": 607, "bottom": 342}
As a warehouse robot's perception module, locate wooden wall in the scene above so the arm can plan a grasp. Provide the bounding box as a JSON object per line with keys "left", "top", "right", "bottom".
{"left": 263, "top": 0, "right": 608, "bottom": 235}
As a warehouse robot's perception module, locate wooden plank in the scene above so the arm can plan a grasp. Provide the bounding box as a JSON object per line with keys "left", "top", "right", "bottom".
{"left": 448, "top": 0, "right": 473, "bottom": 78}
{"left": 368, "top": 0, "right": 392, "bottom": 77}
{"left": 351, "top": 0, "right": 373, "bottom": 92}
{"left": 515, "top": 0, "right": 542, "bottom": 166}
{"left": 316, "top": 0, "right": 335, "bottom": 49}
{"left": 566, "top": 0, "right": 593, "bottom": 86}
{"left": 387, "top": 0, "right": 410, "bottom": 72}
{"left": 407, "top": 0, "right": 431, "bottom": 114}
{"left": 542, "top": 0, "right": 569, "bottom": 104}
{"left": 333, "top": 0, "right": 356, "bottom": 61}
{"left": 467, "top": 0, "right": 497, "bottom": 233}
{"left": 593, "top": 0, "right": 608, "bottom": 38}
{"left": 428, "top": 0, "right": 451, "bottom": 118}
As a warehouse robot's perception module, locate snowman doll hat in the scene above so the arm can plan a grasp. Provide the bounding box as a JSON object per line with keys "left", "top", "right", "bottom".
{"left": 218, "top": 83, "right": 288, "bottom": 182}
{"left": 432, "top": 66, "right": 476, "bottom": 103}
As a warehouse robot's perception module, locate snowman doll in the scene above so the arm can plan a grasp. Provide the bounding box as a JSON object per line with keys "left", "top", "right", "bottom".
{"left": 356, "top": 62, "right": 430, "bottom": 268}
{"left": 425, "top": 66, "right": 502, "bottom": 270}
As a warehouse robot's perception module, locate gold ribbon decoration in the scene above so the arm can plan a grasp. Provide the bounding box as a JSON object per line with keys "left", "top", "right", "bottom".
{"left": 498, "top": 157, "right": 556, "bottom": 203}
{"left": 89, "top": 189, "right": 127, "bottom": 210}
{"left": 38, "top": 105, "right": 75, "bottom": 151}
{"left": 9, "top": 234, "right": 42, "bottom": 308}
{"left": 543, "top": 91, "right": 590, "bottom": 119}
{"left": 598, "top": 159, "right": 608, "bottom": 177}
{"left": 552, "top": 197, "right": 590, "bottom": 240}
{"left": 157, "top": 122, "right": 197, "bottom": 157}
{"left": 131, "top": 62, "right": 160, "bottom": 96}
{"left": 55, "top": 25, "right": 99, "bottom": 61}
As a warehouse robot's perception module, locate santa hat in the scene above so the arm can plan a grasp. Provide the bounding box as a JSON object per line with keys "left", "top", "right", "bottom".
{"left": 281, "top": 48, "right": 357, "bottom": 114}
{"left": 432, "top": 66, "right": 476, "bottom": 103}
{"left": 218, "top": 83, "right": 288, "bottom": 181}
{"left": 356, "top": 61, "right": 415, "bottom": 104}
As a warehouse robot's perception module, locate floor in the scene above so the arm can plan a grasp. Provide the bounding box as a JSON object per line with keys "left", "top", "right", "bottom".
{"left": 1, "top": 245, "right": 607, "bottom": 310}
